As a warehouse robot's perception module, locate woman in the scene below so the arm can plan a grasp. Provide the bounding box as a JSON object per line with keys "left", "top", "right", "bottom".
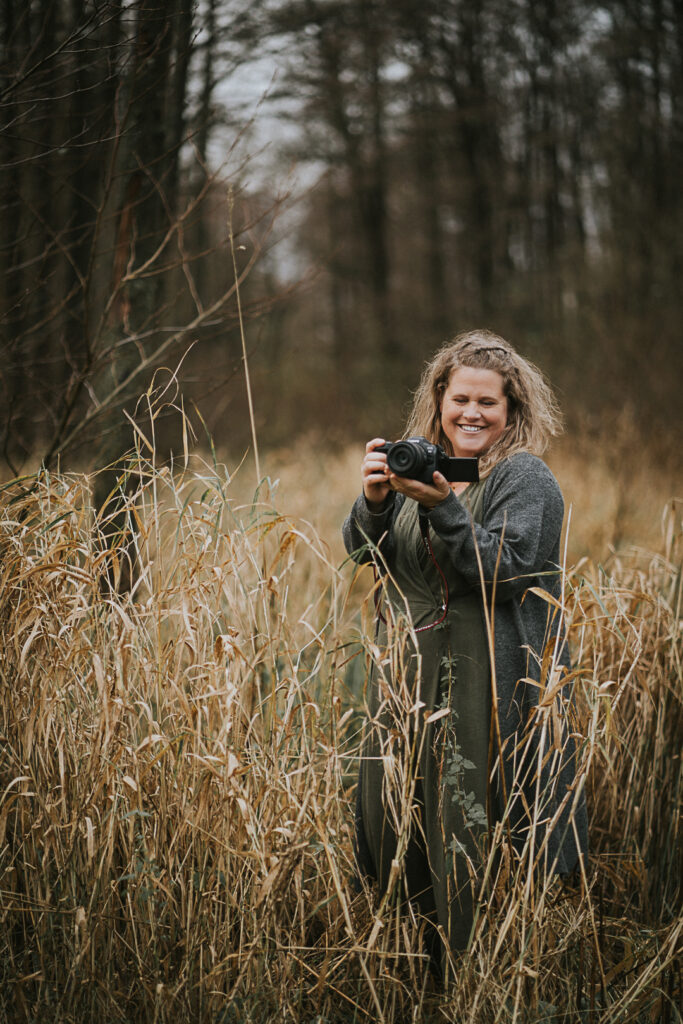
{"left": 343, "top": 330, "right": 588, "bottom": 964}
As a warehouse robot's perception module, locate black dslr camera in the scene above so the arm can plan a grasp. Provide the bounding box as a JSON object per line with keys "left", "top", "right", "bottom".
{"left": 375, "top": 436, "right": 479, "bottom": 485}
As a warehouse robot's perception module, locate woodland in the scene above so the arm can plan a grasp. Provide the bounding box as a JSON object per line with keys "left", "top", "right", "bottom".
{"left": 1, "top": 0, "right": 682, "bottom": 474}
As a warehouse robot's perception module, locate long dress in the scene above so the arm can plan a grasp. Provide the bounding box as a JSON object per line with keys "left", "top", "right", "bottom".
{"left": 343, "top": 452, "right": 589, "bottom": 958}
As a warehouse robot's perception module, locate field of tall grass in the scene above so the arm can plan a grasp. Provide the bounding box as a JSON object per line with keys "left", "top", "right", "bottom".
{"left": 0, "top": 428, "right": 681, "bottom": 1023}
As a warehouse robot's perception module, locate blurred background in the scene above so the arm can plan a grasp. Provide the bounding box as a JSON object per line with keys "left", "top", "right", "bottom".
{"left": 1, "top": 0, "right": 681, "bottom": 517}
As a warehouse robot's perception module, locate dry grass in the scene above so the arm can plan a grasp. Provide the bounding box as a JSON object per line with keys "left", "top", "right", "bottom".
{"left": 0, "top": 432, "right": 681, "bottom": 1023}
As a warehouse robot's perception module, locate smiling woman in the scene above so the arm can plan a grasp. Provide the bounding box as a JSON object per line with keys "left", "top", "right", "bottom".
{"left": 343, "top": 329, "right": 589, "bottom": 978}
{"left": 439, "top": 366, "right": 508, "bottom": 462}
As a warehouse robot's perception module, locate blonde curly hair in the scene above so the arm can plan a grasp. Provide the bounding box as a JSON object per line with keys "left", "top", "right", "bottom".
{"left": 405, "top": 329, "right": 563, "bottom": 475}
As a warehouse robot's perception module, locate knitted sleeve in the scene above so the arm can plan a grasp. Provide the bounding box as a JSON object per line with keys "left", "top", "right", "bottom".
{"left": 425, "top": 453, "right": 564, "bottom": 601}
{"left": 342, "top": 492, "right": 405, "bottom": 565}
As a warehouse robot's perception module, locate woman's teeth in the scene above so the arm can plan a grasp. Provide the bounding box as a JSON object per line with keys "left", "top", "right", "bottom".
{"left": 459, "top": 425, "right": 483, "bottom": 432}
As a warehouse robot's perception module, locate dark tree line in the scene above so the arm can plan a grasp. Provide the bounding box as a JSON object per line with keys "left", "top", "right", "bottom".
{"left": 0, "top": 0, "right": 275, "bottom": 476}
{"left": 251, "top": 0, "right": 682, "bottom": 448}
{"left": 1, "top": 0, "right": 681, "bottom": 468}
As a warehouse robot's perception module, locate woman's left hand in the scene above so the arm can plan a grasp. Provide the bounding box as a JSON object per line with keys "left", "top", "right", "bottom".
{"left": 388, "top": 470, "right": 451, "bottom": 509}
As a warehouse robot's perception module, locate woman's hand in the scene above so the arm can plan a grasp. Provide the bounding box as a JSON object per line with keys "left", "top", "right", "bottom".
{"left": 362, "top": 439, "right": 392, "bottom": 510}
{"left": 388, "top": 471, "right": 451, "bottom": 509}
{"left": 362, "top": 439, "right": 452, "bottom": 510}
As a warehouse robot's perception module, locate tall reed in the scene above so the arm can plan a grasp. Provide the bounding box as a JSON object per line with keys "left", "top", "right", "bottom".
{"left": 0, "top": 442, "right": 680, "bottom": 1022}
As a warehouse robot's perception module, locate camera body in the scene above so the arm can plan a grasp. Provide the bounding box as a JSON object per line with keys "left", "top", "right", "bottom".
{"left": 375, "top": 436, "right": 479, "bottom": 485}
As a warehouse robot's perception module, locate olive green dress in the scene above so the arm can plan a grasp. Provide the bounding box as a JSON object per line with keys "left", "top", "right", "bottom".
{"left": 358, "top": 481, "right": 491, "bottom": 954}
{"left": 345, "top": 454, "right": 589, "bottom": 965}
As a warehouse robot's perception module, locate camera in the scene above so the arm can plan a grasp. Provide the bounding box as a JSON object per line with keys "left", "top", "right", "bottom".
{"left": 374, "top": 436, "right": 479, "bottom": 485}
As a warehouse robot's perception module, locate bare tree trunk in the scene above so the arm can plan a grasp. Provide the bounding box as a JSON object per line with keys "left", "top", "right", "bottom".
{"left": 358, "top": 0, "right": 392, "bottom": 354}
{"left": 92, "top": 0, "right": 194, "bottom": 574}
{"left": 440, "top": 2, "right": 502, "bottom": 315}
{"left": 196, "top": 0, "right": 217, "bottom": 165}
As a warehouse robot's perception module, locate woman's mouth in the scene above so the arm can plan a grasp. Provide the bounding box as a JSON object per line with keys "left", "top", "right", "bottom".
{"left": 458, "top": 424, "right": 484, "bottom": 432}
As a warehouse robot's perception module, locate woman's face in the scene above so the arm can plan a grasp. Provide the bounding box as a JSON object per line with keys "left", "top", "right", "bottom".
{"left": 440, "top": 366, "right": 509, "bottom": 459}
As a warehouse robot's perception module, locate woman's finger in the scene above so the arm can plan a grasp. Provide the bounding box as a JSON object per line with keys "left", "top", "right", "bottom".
{"left": 363, "top": 456, "right": 388, "bottom": 476}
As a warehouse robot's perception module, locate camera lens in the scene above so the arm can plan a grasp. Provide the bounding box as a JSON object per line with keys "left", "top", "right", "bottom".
{"left": 387, "top": 440, "right": 425, "bottom": 477}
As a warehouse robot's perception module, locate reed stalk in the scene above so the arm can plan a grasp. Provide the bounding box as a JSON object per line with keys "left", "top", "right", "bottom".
{"left": 0, "top": 431, "right": 680, "bottom": 1022}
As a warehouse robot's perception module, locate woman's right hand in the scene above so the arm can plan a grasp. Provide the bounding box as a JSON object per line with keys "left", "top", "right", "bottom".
{"left": 362, "top": 439, "right": 391, "bottom": 510}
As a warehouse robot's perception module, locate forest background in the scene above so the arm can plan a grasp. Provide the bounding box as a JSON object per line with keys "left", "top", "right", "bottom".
{"left": 2, "top": 0, "right": 682, "bottom": 508}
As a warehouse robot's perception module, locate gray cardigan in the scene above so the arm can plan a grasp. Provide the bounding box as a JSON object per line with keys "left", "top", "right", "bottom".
{"left": 343, "top": 451, "right": 588, "bottom": 873}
